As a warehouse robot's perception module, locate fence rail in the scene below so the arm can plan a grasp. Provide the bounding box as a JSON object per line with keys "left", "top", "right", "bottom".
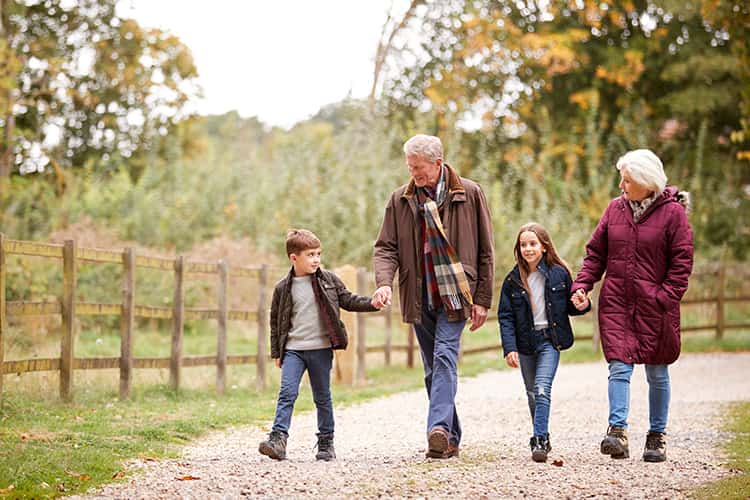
{"left": 1, "top": 234, "right": 748, "bottom": 403}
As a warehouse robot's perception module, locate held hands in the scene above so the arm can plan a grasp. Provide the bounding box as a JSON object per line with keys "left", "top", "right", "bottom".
{"left": 505, "top": 351, "right": 519, "bottom": 368}
{"left": 372, "top": 285, "right": 392, "bottom": 309}
{"left": 571, "top": 289, "right": 590, "bottom": 311}
{"left": 470, "top": 304, "right": 488, "bottom": 331}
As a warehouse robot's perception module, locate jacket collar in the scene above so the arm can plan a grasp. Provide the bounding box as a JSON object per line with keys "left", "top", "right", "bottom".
{"left": 617, "top": 186, "right": 680, "bottom": 223}
{"left": 402, "top": 162, "right": 465, "bottom": 201}
{"left": 510, "top": 259, "right": 550, "bottom": 285}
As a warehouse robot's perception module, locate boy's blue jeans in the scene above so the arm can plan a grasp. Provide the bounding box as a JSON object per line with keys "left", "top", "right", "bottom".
{"left": 518, "top": 339, "right": 560, "bottom": 437}
{"left": 608, "top": 361, "right": 670, "bottom": 433}
{"left": 272, "top": 348, "right": 334, "bottom": 436}
{"left": 413, "top": 304, "right": 466, "bottom": 446}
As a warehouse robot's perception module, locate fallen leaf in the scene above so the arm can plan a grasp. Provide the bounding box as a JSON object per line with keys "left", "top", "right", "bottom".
{"left": 78, "top": 474, "right": 91, "bottom": 482}
{"left": 57, "top": 483, "right": 66, "bottom": 492}
{"left": 609, "top": 480, "right": 620, "bottom": 485}
{"left": 552, "top": 459, "right": 564, "bottom": 467}
{"left": 176, "top": 475, "right": 201, "bottom": 481}
{"left": 112, "top": 471, "right": 126, "bottom": 479}
{"left": 142, "top": 456, "right": 158, "bottom": 462}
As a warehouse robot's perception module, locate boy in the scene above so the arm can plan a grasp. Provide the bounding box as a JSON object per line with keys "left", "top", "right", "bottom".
{"left": 258, "top": 229, "right": 381, "bottom": 461}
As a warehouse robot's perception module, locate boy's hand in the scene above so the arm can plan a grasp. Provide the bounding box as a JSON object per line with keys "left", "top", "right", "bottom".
{"left": 275, "top": 358, "right": 281, "bottom": 369}
{"left": 372, "top": 286, "right": 392, "bottom": 308}
{"left": 505, "top": 351, "right": 519, "bottom": 368}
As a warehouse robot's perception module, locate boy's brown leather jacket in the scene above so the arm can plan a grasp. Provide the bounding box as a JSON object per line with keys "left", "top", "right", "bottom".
{"left": 269, "top": 267, "right": 378, "bottom": 359}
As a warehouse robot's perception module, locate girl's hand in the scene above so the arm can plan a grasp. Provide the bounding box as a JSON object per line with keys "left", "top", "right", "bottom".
{"left": 275, "top": 358, "right": 281, "bottom": 369}
{"left": 505, "top": 351, "right": 519, "bottom": 368}
{"left": 574, "top": 295, "right": 590, "bottom": 311}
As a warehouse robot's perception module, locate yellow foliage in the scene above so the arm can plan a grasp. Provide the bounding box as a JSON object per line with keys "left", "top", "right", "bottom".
{"left": 594, "top": 50, "right": 645, "bottom": 89}
{"left": 569, "top": 89, "right": 599, "bottom": 110}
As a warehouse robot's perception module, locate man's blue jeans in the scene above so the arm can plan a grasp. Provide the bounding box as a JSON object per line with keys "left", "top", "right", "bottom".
{"left": 518, "top": 339, "right": 560, "bottom": 437}
{"left": 413, "top": 305, "right": 466, "bottom": 446}
{"left": 272, "top": 348, "right": 334, "bottom": 436}
{"left": 608, "top": 361, "right": 670, "bottom": 433}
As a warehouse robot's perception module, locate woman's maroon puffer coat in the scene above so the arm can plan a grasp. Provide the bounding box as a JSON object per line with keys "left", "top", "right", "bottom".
{"left": 573, "top": 186, "right": 693, "bottom": 365}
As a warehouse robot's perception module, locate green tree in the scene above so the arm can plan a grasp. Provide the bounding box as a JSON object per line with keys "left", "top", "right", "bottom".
{"left": 0, "top": 0, "right": 199, "bottom": 182}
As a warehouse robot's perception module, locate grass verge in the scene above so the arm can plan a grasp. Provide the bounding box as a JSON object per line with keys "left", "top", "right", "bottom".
{"left": 692, "top": 402, "right": 750, "bottom": 499}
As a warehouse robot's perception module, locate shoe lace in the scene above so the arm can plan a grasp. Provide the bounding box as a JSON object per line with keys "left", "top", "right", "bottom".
{"left": 608, "top": 426, "right": 626, "bottom": 438}
{"left": 313, "top": 435, "right": 333, "bottom": 451}
{"left": 646, "top": 433, "right": 664, "bottom": 449}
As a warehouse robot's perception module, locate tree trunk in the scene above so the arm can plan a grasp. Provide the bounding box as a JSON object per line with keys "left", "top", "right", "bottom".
{"left": 0, "top": 0, "right": 14, "bottom": 178}
{"left": 369, "top": 0, "right": 423, "bottom": 110}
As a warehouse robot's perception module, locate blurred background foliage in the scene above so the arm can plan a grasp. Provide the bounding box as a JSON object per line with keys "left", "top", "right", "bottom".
{"left": 0, "top": 0, "right": 748, "bottom": 305}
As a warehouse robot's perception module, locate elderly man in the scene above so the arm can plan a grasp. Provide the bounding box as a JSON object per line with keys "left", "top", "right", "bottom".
{"left": 372, "top": 134, "right": 494, "bottom": 458}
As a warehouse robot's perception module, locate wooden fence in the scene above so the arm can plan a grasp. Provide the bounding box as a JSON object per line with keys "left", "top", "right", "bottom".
{"left": 1, "top": 234, "right": 749, "bottom": 403}
{"left": 0, "top": 234, "right": 270, "bottom": 402}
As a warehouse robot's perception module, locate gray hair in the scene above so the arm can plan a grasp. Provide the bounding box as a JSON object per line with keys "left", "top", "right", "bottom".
{"left": 403, "top": 134, "right": 443, "bottom": 163}
{"left": 616, "top": 149, "right": 667, "bottom": 194}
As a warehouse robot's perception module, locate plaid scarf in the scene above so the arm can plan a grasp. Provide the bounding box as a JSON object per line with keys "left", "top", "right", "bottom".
{"left": 417, "top": 169, "right": 473, "bottom": 312}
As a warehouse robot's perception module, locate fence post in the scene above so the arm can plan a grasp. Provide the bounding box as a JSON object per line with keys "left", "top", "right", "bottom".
{"left": 256, "top": 264, "right": 268, "bottom": 391}
{"left": 716, "top": 260, "right": 726, "bottom": 340}
{"left": 356, "top": 267, "right": 367, "bottom": 384}
{"left": 0, "top": 234, "right": 6, "bottom": 405}
{"left": 119, "top": 247, "right": 135, "bottom": 400}
{"left": 216, "top": 260, "right": 228, "bottom": 394}
{"left": 383, "top": 306, "right": 392, "bottom": 366}
{"left": 170, "top": 256, "right": 185, "bottom": 391}
{"left": 335, "top": 265, "right": 358, "bottom": 384}
{"left": 60, "top": 239, "right": 77, "bottom": 402}
{"left": 406, "top": 323, "right": 415, "bottom": 368}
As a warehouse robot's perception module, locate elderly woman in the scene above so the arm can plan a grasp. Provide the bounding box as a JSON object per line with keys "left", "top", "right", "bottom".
{"left": 571, "top": 149, "right": 693, "bottom": 463}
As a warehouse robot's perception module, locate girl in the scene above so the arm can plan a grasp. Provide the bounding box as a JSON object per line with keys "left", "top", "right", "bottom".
{"left": 497, "top": 222, "right": 589, "bottom": 462}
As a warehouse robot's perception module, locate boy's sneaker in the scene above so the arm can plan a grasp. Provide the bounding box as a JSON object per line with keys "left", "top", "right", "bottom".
{"left": 530, "top": 434, "right": 551, "bottom": 463}
{"left": 315, "top": 433, "right": 336, "bottom": 461}
{"left": 600, "top": 425, "right": 629, "bottom": 459}
{"left": 259, "top": 430, "right": 287, "bottom": 460}
{"left": 643, "top": 431, "right": 667, "bottom": 462}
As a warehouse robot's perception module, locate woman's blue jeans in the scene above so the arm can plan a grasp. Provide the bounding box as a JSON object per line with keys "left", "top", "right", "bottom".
{"left": 518, "top": 339, "right": 560, "bottom": 437}
{"left": 272, "top": 348, "right": 334, "bottom": 436}
{"left": 608, "top": 361, "right": 670, "bottom": 433}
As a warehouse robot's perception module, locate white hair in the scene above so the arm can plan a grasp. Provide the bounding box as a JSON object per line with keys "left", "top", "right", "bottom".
{"left": 403, "top": 134, "right": 443, "bottom": 163}
{"left": 616, "top": 149, "right": 667, "bottom": 194}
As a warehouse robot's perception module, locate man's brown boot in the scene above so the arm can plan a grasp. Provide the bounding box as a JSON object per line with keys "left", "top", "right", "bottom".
{"left": 600, "top": 425, "right": 629, "bottom": 459}
{"left": 426, "top": 427, "right": 450, "bottom": 458}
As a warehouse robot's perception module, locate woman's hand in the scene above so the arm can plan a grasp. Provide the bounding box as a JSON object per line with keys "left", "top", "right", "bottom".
{"left": 505, "top": 351, "right": 519, "bottom": 368}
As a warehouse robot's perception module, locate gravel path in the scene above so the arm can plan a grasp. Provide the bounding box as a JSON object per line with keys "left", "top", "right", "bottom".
{"left": 75, "top": 352, "right": 750, "bottom": 499}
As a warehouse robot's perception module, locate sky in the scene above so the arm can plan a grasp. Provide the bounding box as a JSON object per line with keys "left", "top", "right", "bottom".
{"left": 118, "top": 1, "right": 410, "bottom": 129}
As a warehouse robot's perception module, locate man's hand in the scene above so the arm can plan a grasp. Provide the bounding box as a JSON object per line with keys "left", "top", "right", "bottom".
{"left": 505, "top": 351, "right": 519, "bottom": 368}
{"left": 372, "top": 286, "right": 392, "bottom": 309}
{"left": 469, "top": 304, "right": 488, "bottom": 331}
{"left": 275, "top": 358, "right": 281, "bottom": 369}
